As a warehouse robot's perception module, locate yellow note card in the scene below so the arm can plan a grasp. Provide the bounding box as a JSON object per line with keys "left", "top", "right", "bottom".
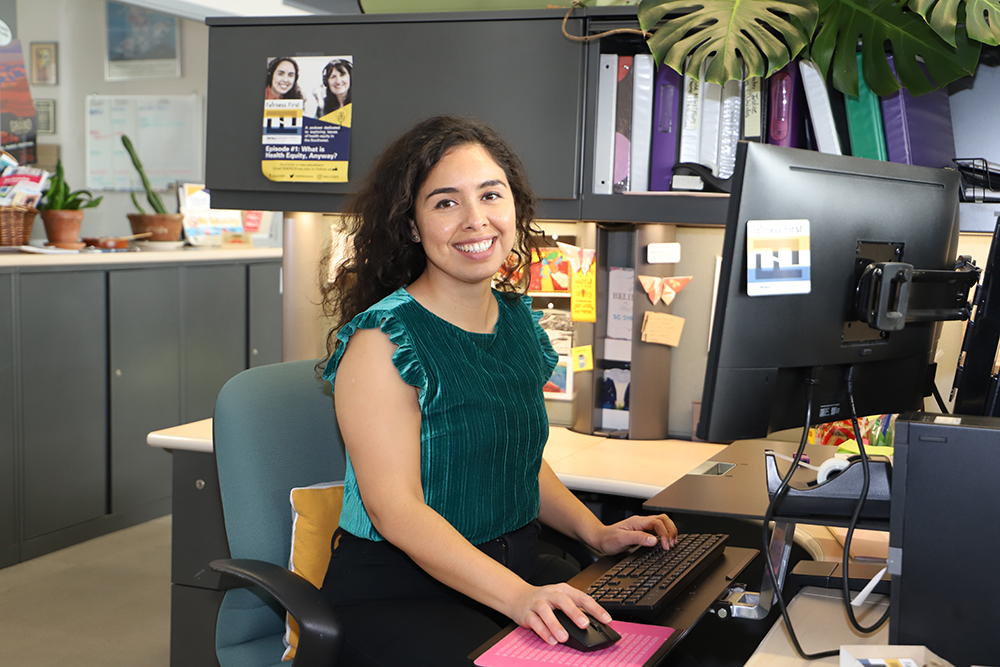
{"left": 570, "top": 345, "right": 594, "bottom": 372}
{"left": 641, "top": 312, "right": 684, "bottom": 347}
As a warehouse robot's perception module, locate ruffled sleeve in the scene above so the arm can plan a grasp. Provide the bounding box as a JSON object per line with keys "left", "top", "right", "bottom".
{"left": 521, "top": 294, "right": 558, "bottom": 378}
{"left": 322, "top": 303, "right": 428, "bottom": 399}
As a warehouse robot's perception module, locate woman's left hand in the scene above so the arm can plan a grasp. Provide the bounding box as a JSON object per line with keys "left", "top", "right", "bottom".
{"left": 590, "top": 514, "right": 679, "bottom": 555}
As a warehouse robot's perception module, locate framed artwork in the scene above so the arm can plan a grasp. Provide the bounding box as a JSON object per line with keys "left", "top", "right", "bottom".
{"left": 105, "top": 1, "right": 181, "bottom": 81}
{"left": 34, "top": 99, "right": 55, "bottom": 134}
{"left": 29, "top": 42, "right": 57, "bottom": 85}
{"left": 543, "top": 357, "right": 574, "bottom": 401}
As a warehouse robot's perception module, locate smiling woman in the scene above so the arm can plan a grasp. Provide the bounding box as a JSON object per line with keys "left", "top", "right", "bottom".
{"left": 264, "top": 56, "right": 302, "bottom": 100}
{"left": 314, "top": 116, "right": 679, "bottom": 666}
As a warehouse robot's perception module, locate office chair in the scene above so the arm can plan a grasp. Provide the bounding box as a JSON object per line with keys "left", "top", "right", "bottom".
{"left": 210, "top": 359, "right": 600, "bottom": 667}
{"left": 211, "top": 359, "right": 346, "bottom": 667}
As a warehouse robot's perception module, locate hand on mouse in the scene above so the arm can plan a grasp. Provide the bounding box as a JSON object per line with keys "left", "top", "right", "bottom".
{"left": 507, "top": 582, "right": 610, "bottom": 645}
{"left": 589, "top": 514, "right": 678, "bottom": 556}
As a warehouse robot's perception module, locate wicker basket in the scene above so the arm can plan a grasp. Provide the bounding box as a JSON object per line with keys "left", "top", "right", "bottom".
{"left": 0, "top": 206, "right": 39, "bottom": 246}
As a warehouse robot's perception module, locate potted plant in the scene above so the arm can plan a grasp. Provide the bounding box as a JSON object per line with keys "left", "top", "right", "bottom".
{"left": 569, "top": 0, "right": 995, "bottom": 97}
{"left": 121, "top": 134, "right": 183, "bottom": 242}
{"left": 37, "top": 160, "right": 103, "bottom": 245}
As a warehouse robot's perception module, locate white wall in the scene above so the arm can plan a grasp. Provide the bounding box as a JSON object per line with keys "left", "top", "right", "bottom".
{"left": 20, "top": 0, "right": 210, "bottom": 239}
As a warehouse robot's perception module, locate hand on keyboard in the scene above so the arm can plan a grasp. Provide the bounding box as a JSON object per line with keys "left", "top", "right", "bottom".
{"left": 590, "top": 513, "right": 679, "bottom": 555}
{"left": 586, "top": 533, "right": 729, "bottom": 620}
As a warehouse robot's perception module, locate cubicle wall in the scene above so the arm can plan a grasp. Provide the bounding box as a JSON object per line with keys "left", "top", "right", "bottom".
{"left": 205, "top": 10, "right": 587, "bottom": 219}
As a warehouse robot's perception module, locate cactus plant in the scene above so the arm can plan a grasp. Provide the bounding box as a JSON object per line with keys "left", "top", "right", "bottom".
{"left": 120, "top": 134, "right": 168, "bottom": 214}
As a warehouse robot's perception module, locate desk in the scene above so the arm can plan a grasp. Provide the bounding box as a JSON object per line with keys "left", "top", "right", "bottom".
{"left": 744, "top": 587, "right": 888, "bottom": 667}
{"left": 147, "top": 423, "right": 858, "bottom": 667}
{"left": 147, "top": 421, "right": 727, "bottom": 497}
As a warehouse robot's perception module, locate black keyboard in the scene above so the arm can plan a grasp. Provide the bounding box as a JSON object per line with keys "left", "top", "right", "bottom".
{"left": 585, "top": 533, "right": 728, "bottom": 619}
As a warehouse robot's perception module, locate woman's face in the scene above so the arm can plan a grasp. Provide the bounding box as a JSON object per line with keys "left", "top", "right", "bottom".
{"left": 270, "top": 60, "right": 296, "bottom": 97}
{"left": 412, "top": 143, "right": 516, "bottom": 288}
{"left": 326, "top": 66, "right": 350, "bottom": 98}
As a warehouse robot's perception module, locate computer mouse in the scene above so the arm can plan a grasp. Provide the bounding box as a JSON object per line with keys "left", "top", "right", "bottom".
{"left": 552, "top": 608, "right": 622, "bottom": 652}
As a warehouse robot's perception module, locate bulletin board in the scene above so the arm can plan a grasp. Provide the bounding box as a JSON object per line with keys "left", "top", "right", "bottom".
{"left": 86, "top": 94, "right": 203, "bottom": 192}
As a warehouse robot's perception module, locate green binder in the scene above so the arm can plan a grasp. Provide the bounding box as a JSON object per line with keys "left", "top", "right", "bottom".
{"left": 844, "top": 53, "right": 887, "bottom": 161}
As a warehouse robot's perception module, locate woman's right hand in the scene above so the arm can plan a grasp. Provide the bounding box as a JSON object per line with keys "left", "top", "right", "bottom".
{"left": 507, "top": 582, "right": 611, "bottom": 645}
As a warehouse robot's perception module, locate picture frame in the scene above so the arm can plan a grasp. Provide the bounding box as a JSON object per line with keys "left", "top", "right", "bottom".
{"left": 104, "top": 1, "right": 181, "bottom": 81}
{"left": 543, "top": 356, "right": 574, "bottom": 401}
{"left": 34, "top": 99, "right": 55, "bottom": 134}
{"left": 29, "top": 42, "right": 57, "bottom": 85}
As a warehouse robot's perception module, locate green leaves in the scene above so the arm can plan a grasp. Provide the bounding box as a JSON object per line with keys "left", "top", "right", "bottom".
{"left": 635, "top": 0, "right": 987, "bottom": 96}
{"left": 907, "top": 0, "right": 1000, "bottom": 47}
{"left": 38, "top": 159, "right": 102, "bottom": 211}
{"left": 638, "top": 0, "right": 819, "bottom": 83}
{"left": 811, "top": 0, "right": 980, "bottom": 96}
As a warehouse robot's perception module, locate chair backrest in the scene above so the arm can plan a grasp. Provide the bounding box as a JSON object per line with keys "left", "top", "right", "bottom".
{"left": 213, "top": 359, "right": 346, "bottom": 667}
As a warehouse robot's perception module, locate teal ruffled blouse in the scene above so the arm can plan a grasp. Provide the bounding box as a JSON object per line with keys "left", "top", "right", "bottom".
{"left": 323, "top": 288, "right": 558, "bottom": 545}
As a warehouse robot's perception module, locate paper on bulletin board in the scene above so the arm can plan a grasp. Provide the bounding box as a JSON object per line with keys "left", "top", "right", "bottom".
{"left": 558, "top": 242, "right": 597, "bottom": 323}
{"left": 641, "top": 311, "right": 684, "bottom": 347}
{"left": 262, "top": 55, "right": 353, "bottom": 183}
{"left": 570, "top": 345, "right": 594, "bottom": 372}
{"left": 86, "top": 94, "right": 203, "bottom": 191}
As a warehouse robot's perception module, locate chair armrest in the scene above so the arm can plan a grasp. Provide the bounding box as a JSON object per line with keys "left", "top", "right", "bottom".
{"left": 210, "top": 558, "right": 343, "bottom": 667}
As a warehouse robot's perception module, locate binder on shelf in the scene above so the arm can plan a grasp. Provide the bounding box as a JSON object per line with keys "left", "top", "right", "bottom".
{"left": 742, "top": 75, "right": 766, "bottom": 142}
{"left": 698, "top": 63, "right": 723, "bottom": 175}
{"left": 672, "top": 72, "right": 703, "bottom": 190}
{"left": 881, "top": 55, "right": 956, "bottom": 169}
{"left": 614, "top": 55, "right": 634, "bottom": 193}
{"left": 767, "top": 61, "right": 807, "bottom": 148}
{"left": 629, "top": 54, "right": 654, "bottom": 193}
{"left": 649, "top": 63, "right": 681, "bottom": 191}
{"left": 717, "top": 78, "right": 743, "bottom": 178}
{"left": 845, "top": 52, "right": 887, "bottom": 161}
{"left": 798, "top": 59, "right": 842, "bottom": 155}
{"left": 593, "top": 54, "right": 618, "bottom": 195}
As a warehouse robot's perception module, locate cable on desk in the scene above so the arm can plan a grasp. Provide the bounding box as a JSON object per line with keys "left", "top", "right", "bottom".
{"left": 761, "top": 368, "right": 839, "bottom": 661}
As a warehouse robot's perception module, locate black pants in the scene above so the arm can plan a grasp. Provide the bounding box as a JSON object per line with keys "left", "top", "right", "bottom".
{"left": 320, "top": 521, "right": 579, "bottom": 667}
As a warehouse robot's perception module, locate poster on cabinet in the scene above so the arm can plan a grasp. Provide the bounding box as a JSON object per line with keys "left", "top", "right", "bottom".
{"left": 0, "top": 40, "right": 37, "bottom": 165}
{"left": 262, "top": 55, "right": 353, "bottom": 183}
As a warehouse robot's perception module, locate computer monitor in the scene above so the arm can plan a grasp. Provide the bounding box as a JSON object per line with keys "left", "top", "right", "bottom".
{"left": 698, "top": 142, "right": 969, "bottom": 443}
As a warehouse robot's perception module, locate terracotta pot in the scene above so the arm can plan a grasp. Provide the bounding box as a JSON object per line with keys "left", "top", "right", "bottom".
{"left": 40, "top": 209, "right": 85, "bottom": 244}
{"left": 127, "top": 213, "right": 184, "bottom": 242}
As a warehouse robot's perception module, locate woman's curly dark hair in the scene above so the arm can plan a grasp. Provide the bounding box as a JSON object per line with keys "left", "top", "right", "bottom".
{"left": 319, "top": 116, "right": 543, "bottom": 364}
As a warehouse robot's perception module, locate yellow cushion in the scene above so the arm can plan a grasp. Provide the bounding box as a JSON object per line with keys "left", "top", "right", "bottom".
{"left": 282, "top": 481, "right": 344, "bottom": 662}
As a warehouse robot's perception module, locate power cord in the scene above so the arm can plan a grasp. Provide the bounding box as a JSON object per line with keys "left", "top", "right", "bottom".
{"left": 842, "top": 367, "right": 891, "bottom": 634}
{"left": 759, "top": 368, "right": 839, "bottom": 660}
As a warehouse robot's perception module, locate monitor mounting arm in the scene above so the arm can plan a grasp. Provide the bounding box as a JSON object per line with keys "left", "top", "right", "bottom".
{"left": 856, "top": 256, "right": 980, "bottom": 332}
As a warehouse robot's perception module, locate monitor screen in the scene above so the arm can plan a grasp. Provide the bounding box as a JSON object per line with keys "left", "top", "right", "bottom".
{"left": 698, "top": 142, "right": 962, "bottom": 443}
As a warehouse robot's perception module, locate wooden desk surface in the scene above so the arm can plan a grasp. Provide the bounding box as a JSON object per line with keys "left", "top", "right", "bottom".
{"left": 545, "top": 429, "right": 727, "bottom": 499}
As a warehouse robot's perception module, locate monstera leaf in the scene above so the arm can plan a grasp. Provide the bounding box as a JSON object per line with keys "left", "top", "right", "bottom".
{"left": 809, "top": 0, "right": 981, "bottom": 96}
{"left": 637, "top": 0, "right": 819, "bottom": 84}
{"left": 906, "top": 0, "right": 1000, "bottom": 47}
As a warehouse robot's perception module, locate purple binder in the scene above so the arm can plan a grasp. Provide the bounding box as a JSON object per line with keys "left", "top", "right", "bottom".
{"left": 649, "top": 65, "right": 681, "bottom": 191}
{"left": 767, "top": 61, "right": 807, "bottom": 148}
{"left": 881, "top": 56, "right": 956, "bottom": 169}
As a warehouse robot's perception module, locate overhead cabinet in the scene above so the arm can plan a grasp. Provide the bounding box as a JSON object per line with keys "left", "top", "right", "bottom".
{"left": 205, "top": 8, "right": 729, "bottom": 225}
